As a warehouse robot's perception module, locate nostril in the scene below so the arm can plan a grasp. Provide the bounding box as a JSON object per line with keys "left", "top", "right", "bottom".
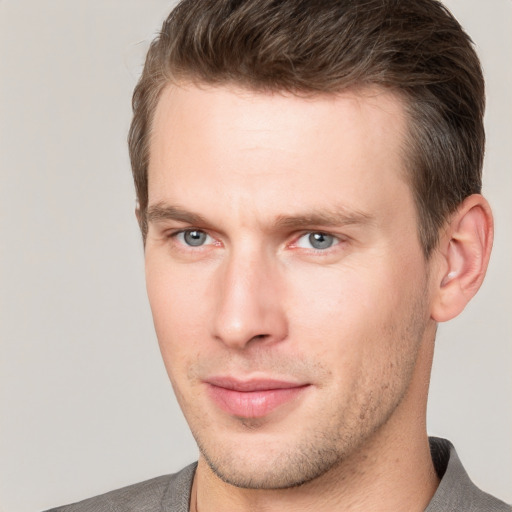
{"left": 245, "top": 334, "right": 271, "bottom": 345}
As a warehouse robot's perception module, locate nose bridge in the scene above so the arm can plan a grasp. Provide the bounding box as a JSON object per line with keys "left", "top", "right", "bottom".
{"left": 212, "top": 241, "right": 286, "bottom": 349}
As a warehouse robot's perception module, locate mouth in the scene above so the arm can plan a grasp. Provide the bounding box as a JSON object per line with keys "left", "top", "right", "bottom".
{"left": 204, "top": 377, "right": 311, "bottom": 418}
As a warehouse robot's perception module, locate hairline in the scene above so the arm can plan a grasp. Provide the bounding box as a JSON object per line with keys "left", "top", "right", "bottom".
{"left": 142, "top": 77, "right": 429, "bottom": 255}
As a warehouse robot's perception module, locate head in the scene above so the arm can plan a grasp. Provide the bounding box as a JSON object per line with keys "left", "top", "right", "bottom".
{"left": 130, "top": 0, "right": 486, "bottom": 258}
{"left": 129, "top": 0, "right": 493, "bottom": 492}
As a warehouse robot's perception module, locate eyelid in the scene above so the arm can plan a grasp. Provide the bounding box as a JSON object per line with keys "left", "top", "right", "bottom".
{"left": 167, "top": 228, "right": 215, "bottom": 246}
{"left": 289, "top": 231, "right": 344, "bottom": 251}
{"left": 165, "top": 227, "right": 346, "bottom": 252}
{"left": 167, "top": 226, "right": 207, "bottom": 237}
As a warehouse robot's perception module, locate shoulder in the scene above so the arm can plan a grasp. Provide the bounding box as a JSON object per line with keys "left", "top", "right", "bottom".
{"left": 44, "top": 463, "right": 197, "bottom": 512}
{"left": 427, "top": 438, "right": 511, "bottom": 512}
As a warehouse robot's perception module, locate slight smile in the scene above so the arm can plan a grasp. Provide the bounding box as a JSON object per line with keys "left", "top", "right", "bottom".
{"left": 205, "top": 377, "right": 311, "bottom": 418}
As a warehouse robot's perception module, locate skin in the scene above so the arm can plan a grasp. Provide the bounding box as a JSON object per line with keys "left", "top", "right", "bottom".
{"left": 143, "top": 83, "right": 493, "bottom": 512}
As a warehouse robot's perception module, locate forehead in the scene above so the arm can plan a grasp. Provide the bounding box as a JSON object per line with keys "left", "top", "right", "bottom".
{"left": 148, "top": 83, "right": 412, "bottom": 224}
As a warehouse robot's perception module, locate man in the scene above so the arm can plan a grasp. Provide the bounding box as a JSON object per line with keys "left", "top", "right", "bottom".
{"left": 48, "top": 0, "right": 510, "bottom": 510}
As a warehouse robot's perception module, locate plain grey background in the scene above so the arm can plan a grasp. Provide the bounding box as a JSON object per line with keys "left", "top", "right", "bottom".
{"left": 0, "top": 1, "right": 510, "bottom": 510}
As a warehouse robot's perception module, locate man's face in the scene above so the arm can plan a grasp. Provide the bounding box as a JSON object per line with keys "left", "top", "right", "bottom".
{"left": 145, "top": 84, "right": 437, "bottom": 488}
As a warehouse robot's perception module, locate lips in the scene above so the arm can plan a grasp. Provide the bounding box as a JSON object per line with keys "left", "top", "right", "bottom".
{"left": 205, "top": 377, "right": 310, "bottom": 418}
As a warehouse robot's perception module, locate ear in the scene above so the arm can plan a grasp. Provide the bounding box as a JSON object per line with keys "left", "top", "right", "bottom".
{"left": 134, "top": 199, "right": 145, "bottom": 231}
{"left": 430, "top": 194, "right": 494, "bottom": 322}
{"left": 135, "top": 201, "right": 143, "bottom": 229}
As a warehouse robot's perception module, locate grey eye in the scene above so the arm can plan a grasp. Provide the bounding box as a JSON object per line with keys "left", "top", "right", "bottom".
{"left": 307, "top": 232, "right": 335, "bottom": 250}
{"left": 183, "top": 230, "right": 208, "bottom": 246}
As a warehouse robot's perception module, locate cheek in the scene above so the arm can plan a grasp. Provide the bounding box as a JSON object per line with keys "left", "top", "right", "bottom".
{"left": 286, "top": 263, "right": 385, "bottom": 339}
{"left": 145, "top": 257, "right": 210, "bottom": 368}
{"left": 285, "top": 258, "right": 422, "bottom": 367}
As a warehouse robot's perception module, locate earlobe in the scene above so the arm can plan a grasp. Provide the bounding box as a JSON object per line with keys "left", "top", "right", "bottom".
{"left": 431, "top": 194, "right": 494, "bottom": 323}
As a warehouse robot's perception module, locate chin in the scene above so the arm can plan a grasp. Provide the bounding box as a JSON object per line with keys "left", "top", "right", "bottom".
{"left": 195, "top": 429, "right": 347, "bottom": 490}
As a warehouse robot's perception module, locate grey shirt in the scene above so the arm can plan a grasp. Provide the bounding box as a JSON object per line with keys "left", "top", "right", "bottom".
{"left": 46, "top": 438, "right": 511, "bottom": 511}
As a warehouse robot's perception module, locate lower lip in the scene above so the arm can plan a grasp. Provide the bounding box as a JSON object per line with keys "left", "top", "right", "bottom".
{"left": 206, "top": 385, "right": 309, "bottom": 418}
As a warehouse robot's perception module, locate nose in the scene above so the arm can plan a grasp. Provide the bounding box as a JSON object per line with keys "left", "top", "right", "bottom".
{"left": 211, "top": 248, "right": 288, "bottom": 350}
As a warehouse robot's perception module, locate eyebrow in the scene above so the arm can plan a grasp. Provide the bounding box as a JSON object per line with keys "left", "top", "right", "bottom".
{"left": 146, "top": 202, "right": 374, "bottom": 230}
{"left": 146, "top": 203, "right": 208, "bottom": 225}
{"left": 272, "top": 208, "right": 374, "bottom": 230}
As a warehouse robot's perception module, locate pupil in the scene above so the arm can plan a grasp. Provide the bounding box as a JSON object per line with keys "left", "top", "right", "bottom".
{"left": 185, "top": 230, "right": 206, "bottom": 246}
{"left": 309, "top": 232, "right": 333, "bottom": 249}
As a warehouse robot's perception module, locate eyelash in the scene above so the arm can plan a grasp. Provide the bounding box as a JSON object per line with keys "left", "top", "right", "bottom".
{"left": 167, "top": 229, "right": 345, "bottom": 254}
{"left": 168, "top": 228, "right": 344, "bottom": 255}
{"left": 168, "top": 229, "right": 219, "bottom": 249}
{"left": 290, "top": 232, "right": 342, "bottom": 253}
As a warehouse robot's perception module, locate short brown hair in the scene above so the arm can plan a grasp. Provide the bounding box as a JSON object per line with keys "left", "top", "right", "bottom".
{"left": 129, "top": 0, "right": 485, "bottom": 256}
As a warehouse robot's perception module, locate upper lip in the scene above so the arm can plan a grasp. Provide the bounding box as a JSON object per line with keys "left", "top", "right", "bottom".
{"left": 205, "top": 376, "right": 308, "bottom": 392}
